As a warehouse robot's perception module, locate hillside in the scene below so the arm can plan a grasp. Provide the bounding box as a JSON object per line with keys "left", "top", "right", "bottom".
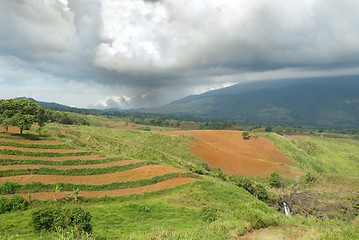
{"left": 0, "top": 116, "right": 358, "bottom": 239}
{"left": 139, "top": 75, "right": 359, "bottom": 128}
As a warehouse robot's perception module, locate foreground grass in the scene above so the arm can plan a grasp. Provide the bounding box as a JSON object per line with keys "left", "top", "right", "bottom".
{"left": 0, "top": 180, "right": 280, "bottom": 239}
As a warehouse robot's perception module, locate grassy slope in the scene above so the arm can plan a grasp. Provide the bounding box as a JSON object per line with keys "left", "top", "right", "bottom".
{"left": 1, "top": 123, "right": 359, "bottom": 239}
{"left": 256, "top": 132, "right": 359, "bottom": 176}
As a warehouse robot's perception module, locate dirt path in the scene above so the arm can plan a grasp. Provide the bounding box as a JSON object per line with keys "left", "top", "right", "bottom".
{"left": 0, "top": 159, "right": 138, "bottom": 170}
{"left": 6, "top": 176, "right": 198, "bottom": 200}
{"left": 0, "top": 146, "right": 80, "bottom": 153}
{"left": 156, "top": 130, "right": 302, "bottom": 178}
{"left": 0, "top": 165, "right": 183, "bottom": 185}
{"left": 0, "top": 154, "right": 109, "bottom": 161}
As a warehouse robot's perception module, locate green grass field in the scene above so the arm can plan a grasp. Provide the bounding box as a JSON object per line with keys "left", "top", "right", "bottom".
{"left": 0, "top": 121, "right": 358, "bottom": 239}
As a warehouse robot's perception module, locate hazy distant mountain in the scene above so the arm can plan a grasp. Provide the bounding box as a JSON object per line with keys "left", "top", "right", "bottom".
{"left": 139, "top": 75, "right": 359, "bottom": 128}
{"left": 17, "top": 97, "right": 77, "bottom": 111}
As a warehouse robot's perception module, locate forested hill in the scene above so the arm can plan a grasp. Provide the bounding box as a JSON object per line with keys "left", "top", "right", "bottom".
{"left": 138, "top": 75, "right": 359, "bottom": 128}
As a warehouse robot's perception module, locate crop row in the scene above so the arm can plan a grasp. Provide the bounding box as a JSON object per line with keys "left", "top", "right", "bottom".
{"left": 1, "top": 173, "right": 182, "bottom": 193}
{"left": 0, "top": 149, "right": 91, "bottom": 157}
{"left": 0, "top": 161, "right": 151, "bottom": 177}
{"left": 0, "top": 142, "right": 69, "bottom": 149}
{"left": 0, "top": 157, "right": 126, "bottom": 166}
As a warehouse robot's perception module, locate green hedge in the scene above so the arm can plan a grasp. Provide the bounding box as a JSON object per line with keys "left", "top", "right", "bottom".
{"left": 0, "top": 142, "right": 69, "bottom": 149}
{"left": 0, "top": 149, "right": 91, "bottom": 157}
{"left": 0, "top": 161, "right": 149, "bottom": 177}
{"left": 0, "top": 157, "right": 126, "bottom": 166}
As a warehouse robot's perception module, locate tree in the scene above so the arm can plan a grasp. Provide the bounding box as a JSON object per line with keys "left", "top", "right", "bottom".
{"left": 275, "top": 126, "right": 284, "bottom": 135}
{"left": 265, "top": 126, "right": 272, "bottom": 132}
{"left": 0, "top": 99, "right": 46, "bottom": 134}
{"left": 36, "top": 108, "right": 47, "bottom": 135}
{"left": 284, "top": 127, "right": 293, "bottom": 135}
{"left": 242, "top": 131, "right": 250, "bottom": 140}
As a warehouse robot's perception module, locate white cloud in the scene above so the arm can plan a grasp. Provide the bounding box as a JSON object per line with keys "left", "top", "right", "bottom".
{"left": 1, "top": 0, "right": 359, "bottom": 108}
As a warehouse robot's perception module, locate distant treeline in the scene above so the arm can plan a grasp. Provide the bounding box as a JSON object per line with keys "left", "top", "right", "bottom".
{"left": 45, "top": 110, "right": 89, "bottom": 126}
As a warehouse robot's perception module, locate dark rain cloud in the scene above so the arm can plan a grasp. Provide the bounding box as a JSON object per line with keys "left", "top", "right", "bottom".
{"left": 1, "top": 0, "right": 359, "bottom": 108}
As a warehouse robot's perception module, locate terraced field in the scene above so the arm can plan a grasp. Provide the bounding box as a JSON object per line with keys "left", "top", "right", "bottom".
{"left": 0, "top": 131, "right": 198, "bottom": 200}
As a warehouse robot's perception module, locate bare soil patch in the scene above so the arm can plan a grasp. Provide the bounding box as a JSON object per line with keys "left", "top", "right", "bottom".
{"left": 6, "top": 176, "right": 197, "bottom": 200}
{"left": 0, "top": 126, "right": 21, "bottom": 134}
{"left": 157, "top": 130, "right": 302, "bottom": 178}
{"left": 0, "top": 165, "right": 183, "bottom": 185}
{"left": 0, "top": 146, "right": 80, "bottom": 153}
{"left": 0, "top": 153, "right": 108, "bottom": 161}
{"left": 0, "top": 159, "right": 138, "bottom": 170}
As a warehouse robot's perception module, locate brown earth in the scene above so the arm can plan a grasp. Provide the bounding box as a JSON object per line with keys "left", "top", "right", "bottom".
{"left": 0, "top": 153, "right": 108, "bottom": 161}
{"left": 0, "top": 126, "right": 21, "bottom": 134}
{"left": 0, "top": 165, "right": 183, "bottom": 185}
{"left": 0, "top": 137, "right": 63, "bottom": 145}
{"left": 0, "top": 146, "right": 80, "bottom": 153}
{"left": 0, "top": 159, "right": 138, "bottom": 170}
{"left": 157, "top": 130, "right": 302, "bottom": 178}
{"left": 5, "top": 176, "right": 197, "bottom": 200}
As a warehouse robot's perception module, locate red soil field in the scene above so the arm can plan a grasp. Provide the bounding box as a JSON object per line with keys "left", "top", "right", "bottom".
{"left": 0, "top": 153, "right": 109, "bottom": 161}
{"left": 5, "top": 176, "right": 198, "bottom": 200}
{"left": 0, "top": 146, "right": 81, "bottom": 153}
{"left": 0, "top": 159, "right": 138, "bottom": 171}
{"left": 0, "top": 165, "right": 183, "bottom": 185}
{"left": 157, "top": 130, "right": 302, "bottom": 178}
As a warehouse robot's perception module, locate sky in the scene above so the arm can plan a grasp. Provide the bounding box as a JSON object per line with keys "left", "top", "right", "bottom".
{"left": 1, "top": 0, "right": 359, "bottom": 109}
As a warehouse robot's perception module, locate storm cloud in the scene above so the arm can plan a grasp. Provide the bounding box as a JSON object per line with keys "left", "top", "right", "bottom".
{"left": 1, "top": 0, "right": 359, "bottom": 108}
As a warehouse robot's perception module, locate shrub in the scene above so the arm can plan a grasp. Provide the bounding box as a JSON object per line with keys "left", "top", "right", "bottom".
{"left": 244, "top": 209, "right": 277, "bottom": 229}
{"left": 0, "top": 195, "right": 28, "bottom": 214}
{"left": 1, "top": 181, "right": 18, "bottom": 194}
{"left": 31, "top": 206, "right": 92, "bottom": 233}
{"left": 9, "top": 194, "right": 28, "bottom": 211}
{"left": 268, "top": 172, "right": 283, "bottom": 188}
{"left": 136, "top": 126, "right": 151, "bottom": 131}
{"left": 0, "top": 197, "right": 11, "bottom": 214}
{"left": 305, "top": 171, "right": 317, "bottom": 183}
{"left": 253, "top": 184, "right": 268, "bottom": 202}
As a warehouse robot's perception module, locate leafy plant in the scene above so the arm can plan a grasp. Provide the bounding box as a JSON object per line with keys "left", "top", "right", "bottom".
{"left": 268, "top": 172, "right": 283, "bottom": 188}
{"left": 31, "top": 206, "right": 92, "bottom": 233}
{"left": 1, "top": 180, "right": 18, "bottom": 194}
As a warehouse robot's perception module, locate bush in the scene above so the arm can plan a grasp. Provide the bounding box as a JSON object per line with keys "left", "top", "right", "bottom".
{"left": 9, "top": 194, "right": 28, "bottom": 211}
{"left": 268, "top": 172, "right": 283, "bottom": 188}
{"left": 1, "top": 181, "right": 18, "bottom": 194}
{"left": 253, "top": 184, "right": 268, "bottom": 202}
{"left": 0, "top": 197, "right": 11, "bottom": 214}
{"left": 244, "top": 209, "right": 277, "bottom": 229}
{"left": 31, "top": 206, "right": 92, "bottom": 233}
{"left": 0, "top": 195, "right": 28, "bottom": 214}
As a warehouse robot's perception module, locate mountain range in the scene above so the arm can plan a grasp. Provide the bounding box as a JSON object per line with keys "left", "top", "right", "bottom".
{"left": 138, "top": 75, "right": 359, "bottom": 128}
{"left": 21, "top": 75, "right": 359, "bottom": 128}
